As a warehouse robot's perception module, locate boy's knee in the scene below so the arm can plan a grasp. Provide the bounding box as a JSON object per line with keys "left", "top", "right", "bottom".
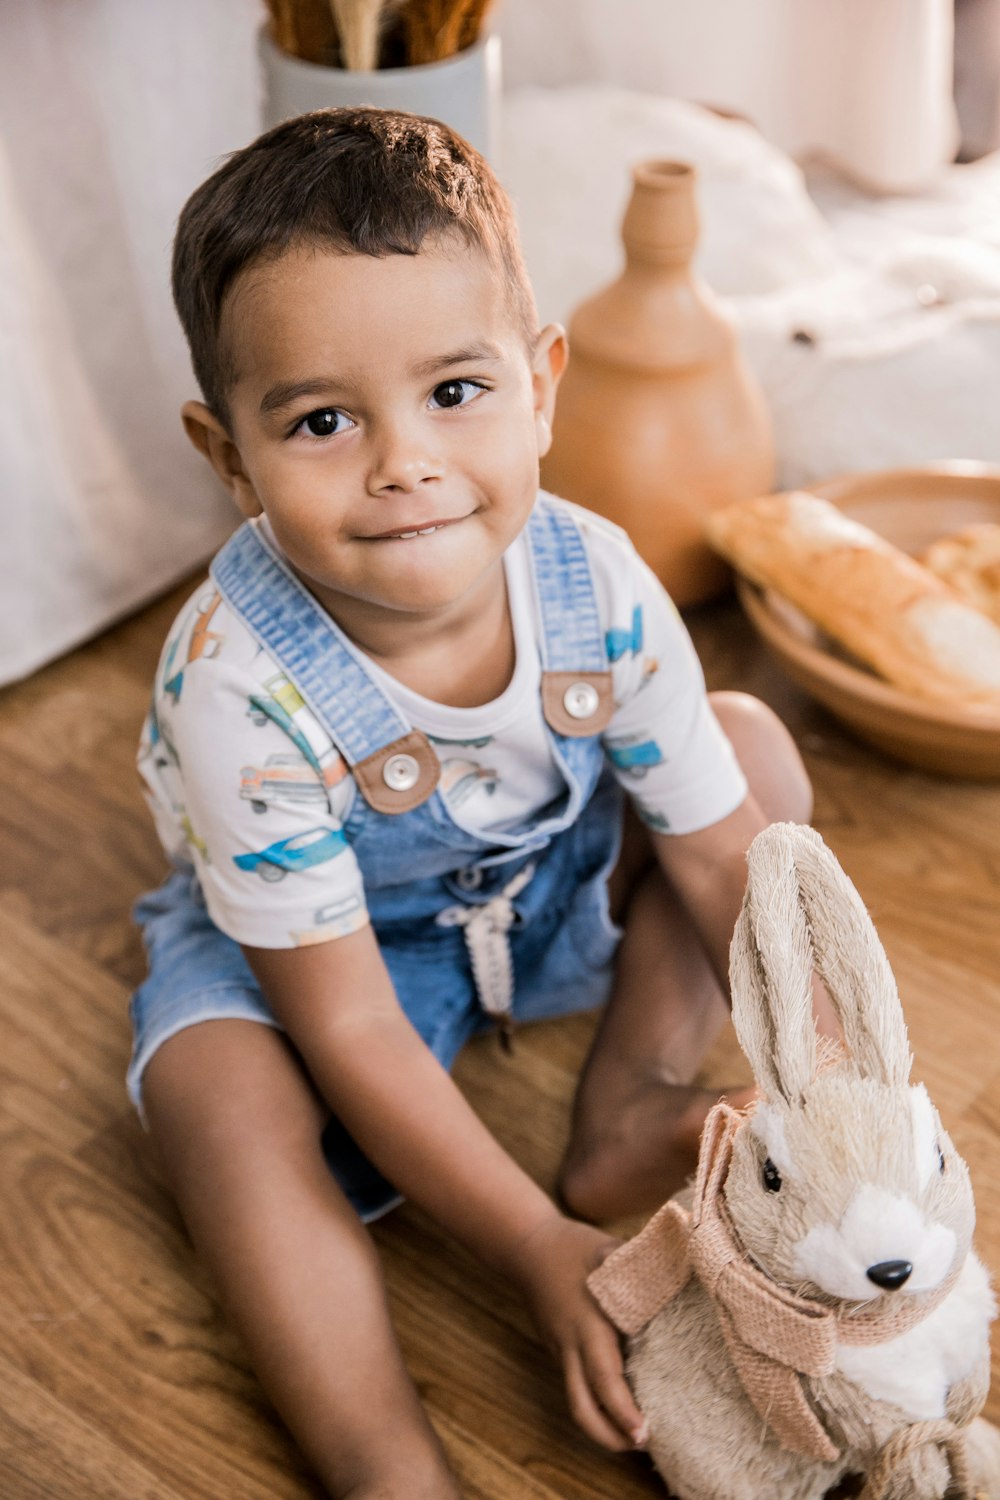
{"left": 708, "top": 690, "right": 813, "bottom": 826}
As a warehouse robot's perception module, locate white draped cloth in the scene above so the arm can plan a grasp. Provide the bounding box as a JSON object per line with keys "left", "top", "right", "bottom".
{"left": 498, "top": 0, "right": 959, "bottom": 192}
{"left": 2, "top": 0, "right": 993, "bottom": 686}
{"left": 0, "top": 2, "right": 257, "bottom": 686}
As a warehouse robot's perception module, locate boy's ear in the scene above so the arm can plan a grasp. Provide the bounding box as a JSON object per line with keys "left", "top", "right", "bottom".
{"left": 531, "top": 324, "right": 568, "bottom": 458}
{"left": 181, "top": 401, "right": 263, "bottom": 518}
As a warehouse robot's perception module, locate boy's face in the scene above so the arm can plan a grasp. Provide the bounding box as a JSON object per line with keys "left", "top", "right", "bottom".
{"left": 184, "top": 239, "right": 565, "bottom": 630}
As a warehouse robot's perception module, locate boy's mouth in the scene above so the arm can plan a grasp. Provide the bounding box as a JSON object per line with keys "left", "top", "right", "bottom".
{"left": 366, "top": 516, "right": 463, "bottom": 541}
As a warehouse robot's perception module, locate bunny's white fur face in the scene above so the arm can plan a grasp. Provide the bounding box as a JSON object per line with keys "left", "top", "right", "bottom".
{"left": 725, "top": 1069, "right": 975, "bottom": 1306}
{"left": 791, "top": 1186, "right": 956, "bottom": 1301}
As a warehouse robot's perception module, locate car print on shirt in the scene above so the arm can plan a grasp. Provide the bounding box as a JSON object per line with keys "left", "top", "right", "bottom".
{"left": 246, "top": 684, "right": 329, "bottom": 773}
{"left": 249, "top": 673, "right": 308, "bottom": 720}
{"left": 233, "top": 826, "right": 349, "bottom": 881}
{"left": 180, "top": 813, "right": 211, "bottom": 862}
{"left": 240, "top": 751, "right": 349, "bottom": 813}
{"left": 160, "top": 634, "right": 184, "bottom": 705}
{"left": 632, "top": 799, "right": 671, "bottom": 833}
{"left": 604, "top": 732, "right": 665, "bottom": 779}
{"left": 428, "top": 733, "right": 495, "bottom": 750}
{"left": 605, "top": 605, "right": 644, "bottom": 662}
{"left": 439, "top": 758, "right": 500, "bottom": 808}
{"left": 163, "top": 592, "right": 224, "bottom": 702}
{"left": 144, "top": 697, "right": 180, "bottom": 770}
{"left": 290, "top": 894, "right": 366, "bottom": 946}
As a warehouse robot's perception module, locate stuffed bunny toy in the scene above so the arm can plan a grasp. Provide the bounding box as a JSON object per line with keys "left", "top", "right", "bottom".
{"left": 589, "top": 823, "right": 1000, "bottom": 1500}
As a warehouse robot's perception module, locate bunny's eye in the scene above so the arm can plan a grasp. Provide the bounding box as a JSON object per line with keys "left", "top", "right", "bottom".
{"left": 762, "top": 1157, "right": 782, "bottom": 1193}
{"left": 937, "top": 1143, "right": 946, "bottom": 1174}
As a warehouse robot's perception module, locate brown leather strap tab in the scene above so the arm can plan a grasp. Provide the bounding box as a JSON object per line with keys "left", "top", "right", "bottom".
{"left": 351, "top": 731, "right": 440, "bottom": 814}
{"left": 541, "top": 671, "right": 615, "bottom": 737}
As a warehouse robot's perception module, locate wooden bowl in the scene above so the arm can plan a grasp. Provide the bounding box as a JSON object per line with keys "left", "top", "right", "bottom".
{"left": 733, "top": 463, "right": 1000, "bottom": 778}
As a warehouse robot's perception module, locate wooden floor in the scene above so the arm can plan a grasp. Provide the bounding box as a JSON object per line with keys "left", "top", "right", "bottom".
{"left": 1, "top": 571, "right": 999, "bottom": 1499}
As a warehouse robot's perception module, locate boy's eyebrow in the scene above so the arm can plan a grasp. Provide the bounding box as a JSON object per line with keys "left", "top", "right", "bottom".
{"left": 258, "top": 345, "right": 505, "bottom": 418}
{"left": 260, "top": 379, "right": 342, "bottom": 417}
{"left": 409, "top": 342, "right": 505, "bottom": 377}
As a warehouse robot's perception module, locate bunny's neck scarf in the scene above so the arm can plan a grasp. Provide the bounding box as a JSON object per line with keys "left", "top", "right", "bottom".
{"left": 589, "top": 1103, "right": 965, "bottom": 1463}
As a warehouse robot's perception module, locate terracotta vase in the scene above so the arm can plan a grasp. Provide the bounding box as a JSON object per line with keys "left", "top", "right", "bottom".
{"left": 540, "top": 160, "right": 775, "bottom": 608}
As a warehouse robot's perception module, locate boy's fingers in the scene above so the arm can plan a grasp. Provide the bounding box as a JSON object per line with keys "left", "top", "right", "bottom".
{"left": 564, "top": 1348, "right": 633, "bottom": 1452}
{"left": 581, "top": 1322, "right": 648, "bottom": 1446}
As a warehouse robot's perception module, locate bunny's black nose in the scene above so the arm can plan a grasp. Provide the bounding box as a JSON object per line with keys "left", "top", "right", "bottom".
{"left": 866, "top": 1259, "right": 913, "bottom": 1290}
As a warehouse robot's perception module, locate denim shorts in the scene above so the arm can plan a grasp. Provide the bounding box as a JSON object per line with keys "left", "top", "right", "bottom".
{"left": 128, "top": 783, "right": 624, "bottom": 1222}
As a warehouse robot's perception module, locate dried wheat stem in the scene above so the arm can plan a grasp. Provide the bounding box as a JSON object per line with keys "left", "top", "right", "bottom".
{"left": 458, "top": 0, "right": 492, "bottom": 50}
{"left": 266, "top": 0, "right": 338, "bottom": 63}
{"left": 331, "top": 0, "right": 385, "bottom": 69}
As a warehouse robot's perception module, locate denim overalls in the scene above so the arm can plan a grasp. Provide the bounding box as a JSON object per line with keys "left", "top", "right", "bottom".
{"left": 129, "top": 497, "right": 625, "bottom": 1220}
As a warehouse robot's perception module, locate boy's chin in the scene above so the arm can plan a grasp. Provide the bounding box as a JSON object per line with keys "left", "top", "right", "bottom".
{"left": 369, "top": 546, "right": 504, "bottom": 613}
{"left": 377, "top": 575, "right": 485, "bottom": 615}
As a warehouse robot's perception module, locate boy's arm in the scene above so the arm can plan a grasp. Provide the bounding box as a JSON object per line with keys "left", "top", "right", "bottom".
{"left": 648, "top": 794, "right": 768, "bottom": 996}
{"left": 243, "top": 930, "right": 648, "bottom": 1452}
{"left": 648, "top": 793, "right": 839, "bottom": 1036}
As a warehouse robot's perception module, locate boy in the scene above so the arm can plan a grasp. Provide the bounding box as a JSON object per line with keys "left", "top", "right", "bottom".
{"left": 133, "top": 107, "right": 820, "bottom": 1497}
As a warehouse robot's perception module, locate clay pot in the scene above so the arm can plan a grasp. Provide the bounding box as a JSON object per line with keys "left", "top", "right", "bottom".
{"left": 541, "top": 160, "right": 775, "bottom": 608}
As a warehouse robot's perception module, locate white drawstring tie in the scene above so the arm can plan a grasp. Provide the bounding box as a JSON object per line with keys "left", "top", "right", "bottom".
{"left": 435, "top": 862, "right": 536, "bottom": 1045}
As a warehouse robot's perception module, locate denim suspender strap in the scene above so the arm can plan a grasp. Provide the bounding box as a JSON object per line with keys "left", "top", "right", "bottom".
{"left": 526, "top": 501, "right": 614, "bottom": 736}
{"left": 210, "top": 523, "right": 440, "bottom": 814}
{"left": 429, "top": 501, "right": 614, "bottom": 1036}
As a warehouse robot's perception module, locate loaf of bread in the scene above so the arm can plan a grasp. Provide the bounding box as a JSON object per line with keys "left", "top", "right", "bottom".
{"left": 918, "top": 522, "right": 1000, "bottom": 628}
{"left": 706, "top": 491, "right": 1000, "bottom": 708}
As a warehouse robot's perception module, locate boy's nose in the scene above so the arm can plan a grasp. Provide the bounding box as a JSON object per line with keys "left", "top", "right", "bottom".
{"left": 368, "top": 423, "right": 444, "bottom": 494}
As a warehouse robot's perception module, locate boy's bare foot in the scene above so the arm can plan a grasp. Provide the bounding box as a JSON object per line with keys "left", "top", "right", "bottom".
{"left": 557, "top": 1077, "right": 756, "bottom": 1223}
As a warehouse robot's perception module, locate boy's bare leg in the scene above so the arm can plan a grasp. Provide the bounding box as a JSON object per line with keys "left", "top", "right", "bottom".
{"left": 558, "top": 692, "right": 816, "bottom": 1222}
{"left": 143, "top": 1020, "right": 462, "bottom": 1500}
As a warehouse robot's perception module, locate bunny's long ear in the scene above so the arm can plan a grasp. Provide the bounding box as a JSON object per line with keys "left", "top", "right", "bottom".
{"left": 731, "top": 824, "right": 911, "bottom": 1102}
{"left": 730, "top": 823, "right": 818, "bottom": 1103}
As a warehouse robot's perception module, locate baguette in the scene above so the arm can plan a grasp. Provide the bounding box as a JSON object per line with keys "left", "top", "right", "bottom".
{"left": 918, "top": 522, "right": 1000, "bottom": 628}
{"left": 706, "top": 491, "right": 1000, "bottom": 708}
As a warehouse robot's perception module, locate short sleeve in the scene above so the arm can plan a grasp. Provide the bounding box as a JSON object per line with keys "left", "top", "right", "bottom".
{"left": 139, "top": 592, "right": 368, "bottom": 949}
{"left": 585, "top": 518, "right": 748, "bottom": 835}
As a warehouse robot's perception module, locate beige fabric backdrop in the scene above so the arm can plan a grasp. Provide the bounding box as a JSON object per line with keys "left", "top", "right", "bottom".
{"left": 0, "top": 0, "right": 967, "bottom": 685}
{"left": 0, "top": 1, "right": 257, "bottom": 686}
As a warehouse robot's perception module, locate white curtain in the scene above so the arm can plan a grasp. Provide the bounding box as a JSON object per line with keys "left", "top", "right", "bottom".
{"left": 0, "top": 1, "right": 260, "bottom": 686}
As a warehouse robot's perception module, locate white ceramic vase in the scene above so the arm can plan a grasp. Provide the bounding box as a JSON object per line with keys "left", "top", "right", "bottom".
{"left": 259, "top": 26, "right": 502, "bottom": 162}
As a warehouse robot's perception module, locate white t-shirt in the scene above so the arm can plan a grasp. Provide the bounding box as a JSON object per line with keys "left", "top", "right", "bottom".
{"left": 139, "top": 497, "right": 747, "bottom": 949}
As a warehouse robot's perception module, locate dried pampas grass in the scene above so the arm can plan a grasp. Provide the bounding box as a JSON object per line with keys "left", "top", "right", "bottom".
{"left": 262, "top": 0, "right": 493, "bottom": 68}
{"left": 263, "top": 0, "right": 338, "bottom": 64}
{"left": 397, "top": 0, "right": 493, "bottom": 66}
{"left": 331, "top": 0, "right": 388, "bottom": 70}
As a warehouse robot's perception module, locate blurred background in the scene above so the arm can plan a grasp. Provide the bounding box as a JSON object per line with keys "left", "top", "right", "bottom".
{"left": 2, "top": 0, "right": 998, "bottom": 686}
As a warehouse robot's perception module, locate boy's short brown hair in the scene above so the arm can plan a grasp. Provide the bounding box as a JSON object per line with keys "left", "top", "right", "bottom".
{"left": 172, "top": 107, "right": 537, "bottom": 426}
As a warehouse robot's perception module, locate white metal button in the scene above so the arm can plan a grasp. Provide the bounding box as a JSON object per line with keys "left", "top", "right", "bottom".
{"left": 382, "top": 752, "right": 420, "bottom": 792}
{"left": 563, "top": 681, "right": 600, "bottom": 720}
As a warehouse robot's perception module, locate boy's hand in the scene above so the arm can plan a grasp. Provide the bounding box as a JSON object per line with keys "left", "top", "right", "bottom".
{"left": 511, "top": 1213, "right": 649, "bottom": 1452}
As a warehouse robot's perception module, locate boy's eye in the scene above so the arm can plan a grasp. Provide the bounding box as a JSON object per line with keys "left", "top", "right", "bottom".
{"left": 295, "top": 408, "right": 353, "bottom": 439}
{"left": 429, "top": 379, "right": 483, "bottom": 410}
